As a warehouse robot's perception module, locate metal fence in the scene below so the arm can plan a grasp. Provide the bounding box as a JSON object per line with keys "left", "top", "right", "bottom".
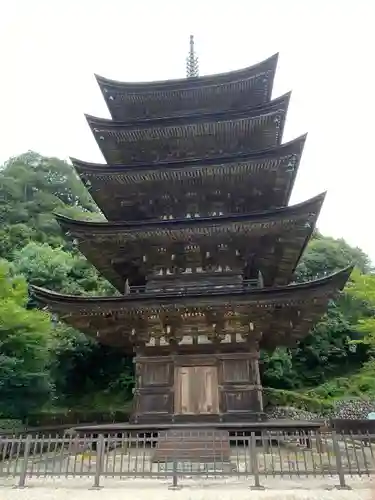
{"left": 0, "top": 429, "right": 374, "bottom": 489}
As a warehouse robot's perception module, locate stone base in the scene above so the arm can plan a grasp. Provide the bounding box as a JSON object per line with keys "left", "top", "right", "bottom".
{"left": 152, "top": 428, "right": 231, "bottom": 463}
{"left": 131, "top": 411, "right": 267, "bottom": 425}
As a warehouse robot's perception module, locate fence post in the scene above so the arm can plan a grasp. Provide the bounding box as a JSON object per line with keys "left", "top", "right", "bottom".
{"left": 92, "top": 434, "right": 105, "bottom": 490}
{"left": 250, "top": 432, "right": 264, "bottom": 490}
{"left": 0, "top": 437, "right": 4, "bottom": 477}
{"left": 168, "top": 457, "right": 181, "bottom": 490}
{"left": 17, "top": 435, "right": 32, "bottom": 489}
{"left": 332, "top": 431, "right": 351, "bottom": 490}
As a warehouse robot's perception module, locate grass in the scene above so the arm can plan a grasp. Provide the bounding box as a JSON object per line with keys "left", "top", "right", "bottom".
{"left": 264, "top": 361, "right": 375, "bottom": 414}
{"left": 264, "top": 387, "right": 333, "bottom": 414}
{"left": 304, "top": 360, "right": 375, "bottom": 401}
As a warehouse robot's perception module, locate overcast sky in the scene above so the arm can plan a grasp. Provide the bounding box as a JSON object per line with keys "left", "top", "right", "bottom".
{"left": 1, "top": 0, "right": 374, "bottom": 262}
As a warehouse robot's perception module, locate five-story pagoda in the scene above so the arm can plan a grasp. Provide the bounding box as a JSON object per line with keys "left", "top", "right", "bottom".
{"left": 32, "top": 41, "right": 352, "bottom": 424}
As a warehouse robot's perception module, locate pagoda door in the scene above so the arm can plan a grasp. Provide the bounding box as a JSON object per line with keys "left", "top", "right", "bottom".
{"left": 175, "top": 366, "right": 219, "bottom": 415}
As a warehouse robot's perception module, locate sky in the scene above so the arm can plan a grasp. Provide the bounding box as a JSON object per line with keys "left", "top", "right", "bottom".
{"left": 1, "top": 0, "right": 375, "bottom": 262}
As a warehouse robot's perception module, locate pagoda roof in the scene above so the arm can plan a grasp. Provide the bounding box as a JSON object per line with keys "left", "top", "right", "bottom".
{"left": 95, "top": 54, "right": 278, "bottom": 121}
{"left": 57, "top": 193, "right": 324, "bottom": 235}
{"left": 30, "top": 266, "right": 352, "bottom": 350}
{"left": 86, "top": 93, "right": 290, "bottom": 165}
{"left": 72, "top": 136, "right": 306, "bottom": 221}
{"left": 56, "top": 194, "right": 325, "bottom": 292}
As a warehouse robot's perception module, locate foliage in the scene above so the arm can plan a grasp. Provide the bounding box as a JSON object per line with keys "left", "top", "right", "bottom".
{"left": 0, "top": 151, "right": 103, "bottom": 259}
{"left": 0, "top": 261, "right": 53, "bottom": 418}
{"left": 305, "top": 364, "right": 375, "bottom": 401}
{"left": 13, "top": 242, "right": 114, "bottom": 295}
{"left": 0, "top": 419, "right": 24, "bottom": 433}
{"left": 263, "top": 268, "right": 375, "bottom": 404}
{"left": 50, "top": 325, "right": 134, "bottom": 405}
{"left": 261, "top": 348, "right": 295, "bottom": 389}
{"left": 295, "top": 232, "right": 372, "bottom": 281}
{"left": 25, "top": 408, "right": 132, "bottom": 428}
{"left": 264, "top": 388, "right": 333, "bottom": 414}
{"left": 262, "top": 300, "right": 369, "bottom": 390}
{"left": 345, "top": 270, "right": 375, "bottom": 347}
{"left": 262, "top": 240, "right": 374, "bottom": 392}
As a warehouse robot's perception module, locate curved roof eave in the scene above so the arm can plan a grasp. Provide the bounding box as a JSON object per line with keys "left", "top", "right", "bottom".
{"left": 85, "top": 92, "right": 291, "bottom": 130}
{"left": 94, "top": 54, "right": 279, "bottom": 93}
{"left": 54, "top": 192, "right": 326, "bottom": 232}
{"left": 70, "top": 135, "right": 307, "bottom": 175}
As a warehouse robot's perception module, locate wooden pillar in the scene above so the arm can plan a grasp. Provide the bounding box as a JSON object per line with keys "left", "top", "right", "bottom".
{"left": 247, "top": 320, "right": 265, "bottom": 417}
{"left": 249, "top": 351, "right": 263, "bottom": 413}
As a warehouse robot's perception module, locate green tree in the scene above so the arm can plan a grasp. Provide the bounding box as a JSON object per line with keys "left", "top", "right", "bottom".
{"left": 303, "top": 272, "right": 375, "bottom": 402}
{"left": 262, "top": 348, "right": 296, "bottom": 389}
{"left": 262, "top": 301, "right": 368, "bottom": 390}
{"left": 345, "top": 270, "right": 375, "bottom": 347}
{"left": 0, "top": 151, "right": 103, "bottom": 259}
{"left": 13, "top": 242, "right": 115, "bottom": 295}
{"left": 0, "top": 261, "right": 53, "bottom": 418}
{"left": 296, "top": 232, "right": 371, "bottom": 281}
{"left": 50, "top": 324, "right": 134, "bottom": 406}
{"left": 290, "top": 301, "right": 367, "bottom": 387}
{"left": 263, "top": 237, "right": 372, "bottom": 392}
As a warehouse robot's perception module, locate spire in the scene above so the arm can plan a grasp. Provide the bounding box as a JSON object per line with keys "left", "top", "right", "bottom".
{"left": 186, "top": 35, "right": 199, "bottom": 78}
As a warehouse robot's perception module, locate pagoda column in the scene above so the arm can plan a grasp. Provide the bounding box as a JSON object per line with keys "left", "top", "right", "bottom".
{"left": 246, "top": 321, "right": 265, "bottom": 417}
{"left": 250, "top": 349, "right": 264, "bottom": 413}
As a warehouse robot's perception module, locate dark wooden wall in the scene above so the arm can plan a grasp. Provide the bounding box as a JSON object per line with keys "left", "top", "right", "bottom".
{"left": 219, "top": 352, "right": 264, "bottom": 422}
{"left": 131, "top": 350, "right": 265, "bottom": 424}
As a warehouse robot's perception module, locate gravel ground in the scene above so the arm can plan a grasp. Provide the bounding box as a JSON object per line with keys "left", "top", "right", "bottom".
{"left": 0, "top": 476, "right": 374, "bottom": 499}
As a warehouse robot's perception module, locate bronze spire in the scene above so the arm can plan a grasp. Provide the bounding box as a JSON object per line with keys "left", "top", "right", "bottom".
{"left": 186, "top": 35, "right": 199, "bottom": 78}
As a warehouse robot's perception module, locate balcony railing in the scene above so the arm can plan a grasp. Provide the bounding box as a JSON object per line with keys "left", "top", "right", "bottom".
{"left": 127, "top": 278, "right": 260, "bottom": 296}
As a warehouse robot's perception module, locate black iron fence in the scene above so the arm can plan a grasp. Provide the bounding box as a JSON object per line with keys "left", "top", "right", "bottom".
{"left": 0, "top": 429, "right": 374, "bottom": 489}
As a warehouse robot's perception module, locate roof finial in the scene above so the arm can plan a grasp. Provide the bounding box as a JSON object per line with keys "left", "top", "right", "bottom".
{"left": 186, "top": 35, "right": 199, "bottom": 78}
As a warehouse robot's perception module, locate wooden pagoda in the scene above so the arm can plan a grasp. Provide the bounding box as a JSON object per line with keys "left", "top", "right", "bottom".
{"left": 31, "top": 51, "right": 352, "bottom": 425}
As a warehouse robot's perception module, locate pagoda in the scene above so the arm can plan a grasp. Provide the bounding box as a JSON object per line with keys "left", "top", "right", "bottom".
{"left": 32, "top": 40, "right": 352, "bottom": 424}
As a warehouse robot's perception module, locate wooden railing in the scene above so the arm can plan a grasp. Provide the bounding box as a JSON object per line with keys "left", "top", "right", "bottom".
{"left": 128, "top": 278, "right": 261, "bottom": 296}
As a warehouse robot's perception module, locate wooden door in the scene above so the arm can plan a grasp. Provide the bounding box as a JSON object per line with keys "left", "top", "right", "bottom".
{"left": 175, "top": 366, "right": 219, "bottom": 415}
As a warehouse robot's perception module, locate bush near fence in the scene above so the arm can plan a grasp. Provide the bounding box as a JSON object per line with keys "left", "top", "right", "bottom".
{"left": 24, "top": 410, "right": 132, "bottom": 428}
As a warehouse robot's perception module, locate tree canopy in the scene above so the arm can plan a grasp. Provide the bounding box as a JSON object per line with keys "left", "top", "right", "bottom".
{"left": 0, "top": 261, "right": 53, "bottom": 418}
{"left": 345, "top": 270, "right": 375, "bottom": 348}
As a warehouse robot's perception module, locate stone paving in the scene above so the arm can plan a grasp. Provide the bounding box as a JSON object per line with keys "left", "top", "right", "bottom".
{"left": 0, "top": 477, "right": 373, "bottom": 500}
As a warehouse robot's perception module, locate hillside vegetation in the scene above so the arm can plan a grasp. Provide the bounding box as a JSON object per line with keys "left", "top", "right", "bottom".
{"left": 0, "top": 151, "right": 374, "bottom": 421}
